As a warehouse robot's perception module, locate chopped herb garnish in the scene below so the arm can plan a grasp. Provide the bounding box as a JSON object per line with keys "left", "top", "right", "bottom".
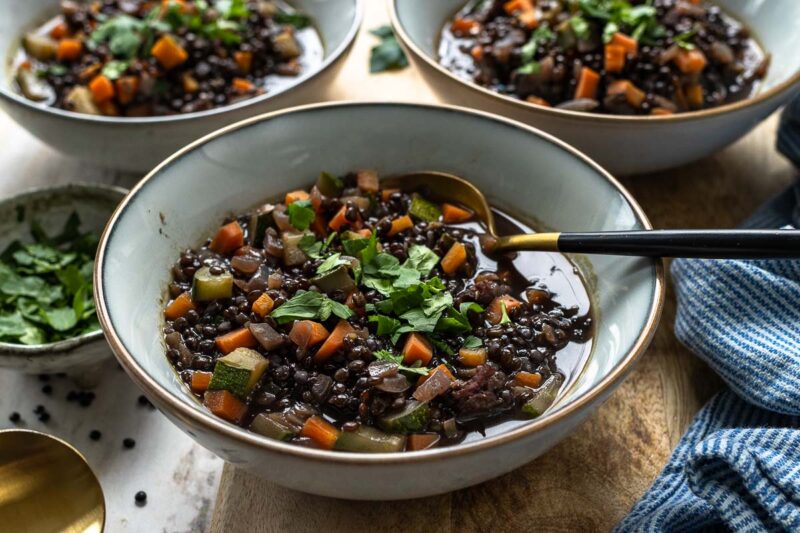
{"left": 373, "top": 349, "right": 429, "bottom": 376}
{"left": 462, "top": 336, "right": 483, "bottom": 349}
{"left": 274, "top": 10, "right": 312, "bottom": 28}
{"left": 286, "top": 199, "right": 316, "bottom": 231}
{"left": 369, "top": 26, "right": 409, "bottom": 73}
{"left": 674, "top": 26, "right": 699, "bottom": 50}
{"left": 101, "top": 60, "right": 130, "bottom": 80}
{"left": 499, "top": 301, "right": 512, "bottom": 325}
{"left": 269, "top": 290, "right": 352, "bottom": 324}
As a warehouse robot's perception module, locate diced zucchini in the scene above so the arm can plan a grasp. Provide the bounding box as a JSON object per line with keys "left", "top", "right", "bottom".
{"left": 64, "top": 87, "right": 101, "bottom": 115}
{"left": 191, "top": 267, "right": 233, "bottom": 301}
{"left": 521, "top": 375, "right": 562, "bottom": 419}
{"left": 316, "top": 172, "right": 344, "bottom": 197}
{"left": 409, "top": 194, "right": 442, "bottom": 222}
{"left": 282, "top": 232, "right": 307, "bottom": 266}
{"left": 208, "top": 347, "right": 269, "bottom": 398}
{"left": 250, "top": 413, "right": 294, "bottom": 441}
{"left": 23, "top": 33, "right": 58, "bottom": 61}
{"left": 378, "top": 400, "right": 430, "bottom": 434}
{"left": 334, "top": 425, "right": 406, "bottom": 453}
{"left": 311, "top": 265, "right": 355, "bottom": 294}
{"left": 248, "top": 204, "right": 276, "bottom": 246}
{"left": 341, "top": 196, "right": 370, "bottom": 211}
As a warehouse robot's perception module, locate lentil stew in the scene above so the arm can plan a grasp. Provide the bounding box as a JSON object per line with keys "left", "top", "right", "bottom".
{"left": 163, "top": 171, "right": 594, "bottom": 452}
{"left": 13, "top": 0, "right": 322, "bottom": 117}
{"left": 439, "top": 0, "right": 770, "bottom": 115}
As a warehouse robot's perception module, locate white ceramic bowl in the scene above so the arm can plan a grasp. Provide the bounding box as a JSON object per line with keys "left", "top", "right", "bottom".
{"left": 0, "top": 0, "right": 362, "bottom": 172}
{"left": 0, "top": 183, "right": 126, "bottom": 380}
{"left": 95, "top": 102, "right": 664, "bottom": 500}
{"left": 390, "top": 0, "right": 800, "bottom": 176}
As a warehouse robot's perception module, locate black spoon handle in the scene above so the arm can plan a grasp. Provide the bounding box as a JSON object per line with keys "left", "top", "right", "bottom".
{"left": 555, "top": 229, "right": 800, "bottom": 258}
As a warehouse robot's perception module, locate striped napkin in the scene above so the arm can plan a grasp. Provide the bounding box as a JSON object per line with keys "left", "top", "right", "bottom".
{"left": 617, "top": 96, "right": 800, "bottom": 533}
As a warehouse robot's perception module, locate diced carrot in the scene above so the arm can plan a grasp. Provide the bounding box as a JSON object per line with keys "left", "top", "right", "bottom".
{"left": 417, "top": 363, "right": 454, "bottom": 385}
{"left": 503, "top": 0, "right": 533, "bottom": 14}
{"left": 311, "top": 214, "right": 328, "bottom": 237}
{"left": 209, "top": 221, "right": 244, "bottom": 255}
{"left": 203, "top": 390, "right": 247, "bottom": 423}
{"left": 686, "top": 83, "right": 704, "bottom": 109}
{"left": 518, "top": 10, "right": 538, "bottom": 29}
{"left": 356, "top": 228, "right": 372, "bottom": 238}
{"left": 574, "top": 67, "right": 600, "bottom": 100}
{"left": 440, "top": 242, "right": 467, "bottom": 276}
{"left": 57, "top": 38, "right": 83, "bottom": 61}
{"left": 289, "top": 320, "right": 330, "bottom": 349}
{"left": 310, "top": 186, "right": 323, "bottom": 212}
{"left": 407, "top": 433, "right": 441, "bottom": 451}
{"left": 191, "top": 371, "right": 213, "bottom": 393}
{"left": 514, "top": 371, "right": 542, "bottom": 388}
{"left": 151, "top": 35, "right": 188, "bottom": 70}
{"left": 215, "top": 328, "right": 258, "bottom": 354}
{"left": 470, "top": 45, "right": 484, "bottom": 61}
{"left": 165, "top": 292, "right": 195, "bottom": 320}
{"left": 285, "top": 190, "right": 310, "bottom": 205}
{"left": 19, "top": 60, "right": 32, "bottom": 70}
{"left": 604, "top": 44, "right": 626, "bottom": 73}
{"left": 402, "top": 333, "right": 433, "bottom": 366}
{"left": 611, "top": 32, "right": 638, "bottom": 58}
{"left": 252, "top": 293, "right": 275, "bottom": 318}
{"left": 450, "top": 17, "right": 480, "bottom": 36}
{"left": 380, "top": 188, "right": 400, "bottom": 202}
{"left": 115, "top": 75, "right": 139, "bottom": 105}
{"left": 651, "top": 107, "right": 675, "bottom": 116}
{"left": 442, "top": 203, "right": 473, "bottom": 224}
{"left": 314, "top": 320, "right": 355, "bottom": 362}
{"left": 300, "top": 416, "right": 341, "bottom": 450}
{"left": 674, "top": 49, "right": 707, "bottom": 74}
{"left": 161, "top": 0, "right": 191, "bottom": 13}
{"left": 328, "top": 205, "right": 361, "bottom": 231}
{"left": 356, "top": 170, "right": 379, "bottom": 193}
{"left": 388, "top": 215, "right": 413, "bottom": 237}
{"left": 458, "top": 347, "right": 488, "bottom": 367}
{"left": 486, "top": 295, "right": 523, "bottom": 324}
{"left": 234, "top": 51, "right": 253, "bottom": 73}
{"left": 88, "top": 75, "right": 115, "bottom": 103}
{"left": 526, "top": 95, "right": 550, "bottom": 106}
{"left": 50, "top": 22, "right": 69, "bottom": 40}
{"left": 608, "top": 80, "right": 646, "bottom": 108}
{"left": 232, "top": 77, "right": 254, "bottom": 94}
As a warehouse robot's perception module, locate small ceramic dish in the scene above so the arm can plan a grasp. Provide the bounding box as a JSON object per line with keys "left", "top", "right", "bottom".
{"left": 0, "top": 0, "right": 363, "bottom": 172}
{"left": 0, "top": 183, "right": 126, "bottom": 379}
{"left": 389, "top": 0, "right": 800, "bottom": 175}
{"left": 95, "top": 102, "right": 664, "bottom": 500}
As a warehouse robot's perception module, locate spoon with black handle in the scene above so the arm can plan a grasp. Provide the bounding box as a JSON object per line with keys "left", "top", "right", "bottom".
{"left": 382, "top": 172, "right": 800, "bottom": 259}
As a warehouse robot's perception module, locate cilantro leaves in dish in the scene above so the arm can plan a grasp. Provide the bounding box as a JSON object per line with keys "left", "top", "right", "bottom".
{"left": 286, "top": 199, "right": 315, "bottom": 231}
{"left": 0, "top": 213, "right": 99, "bottom": 345}
{"left": 269, "top": 290, "right": 352, "bottom": 324}
{"left": 369, "top": 26, "right": 409, "bottom": 73}
{"left": 373, "top": 350, "right": 429, "bottom": 376}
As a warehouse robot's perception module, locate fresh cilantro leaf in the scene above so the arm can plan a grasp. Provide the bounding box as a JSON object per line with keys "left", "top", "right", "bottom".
{"left": 286, "top": 199, "right": 315, "bottom": 231}
{"left": 428, "top": 336, "right": 455, "bottom": 356}
{"left": 499, "top": 301, "right": 512, "bottom": 325}
{"left": 101, "top": 60, "right": 130, "bottom": 80}
{"left": 298, "top": 234, "right": 323, "bottom": 259}
{"left": 602, "top": 21, "right": 620, "bottom": 43}
{"left": 316, "top": 253, "right": 351, "bottom": 277}
{"left": 216, "top": 0, "right": 249, "bottom": 19}
{"left": 42, "top": 307, "right": 78, "bottom": 332}
{"left": 369, "top": 28, "right": 408, "bottom": 73}
{"left": 570, "top": 16, "right": 591, "bottom": 40}
{"left": 274, "top": 10, "right": 312, "bottom": 28}
{"left": 370, "top": 25, "right": 394, "bottom": 39}
{"left": 269, "top": 290, "right": 352, "bottom": 324}
{"left": 520, "top": 23, "right": 554, "bottom": 63}
{"left": 403, "top": 245, "right": 439, "bottom": 277}
{"left": 56, "top": 265, "right": 87, "bottom": 296}
{"left": 369, "top": 314, "right": 401, "bottom": 337}
{"left": 463, "top": 336, "right": 483, "bottom": 349}
{"left": 91, "top": 15, "right": 144, "bottom": 59}
{"left": 674, "top": 26, "right": 698, "bottom": 50}
{"left": 459, "top": 301, "right": 485, "bottom": 316}
{"left": 373, "top": 349, "right": 429, "bottom": 376}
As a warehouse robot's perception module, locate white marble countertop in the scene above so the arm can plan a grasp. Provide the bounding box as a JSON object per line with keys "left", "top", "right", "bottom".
{"left": 0, "top": 112, "right": 224, "bottom": 532}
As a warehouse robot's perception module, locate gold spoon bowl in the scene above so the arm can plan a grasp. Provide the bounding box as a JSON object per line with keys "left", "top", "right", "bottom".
{"left": 0, "top": 429, "right": 105, "bottom": 533}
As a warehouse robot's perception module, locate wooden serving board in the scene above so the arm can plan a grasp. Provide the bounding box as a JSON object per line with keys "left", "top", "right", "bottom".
{"left": 208, "top": 3, "right": 797, "bottom": 532}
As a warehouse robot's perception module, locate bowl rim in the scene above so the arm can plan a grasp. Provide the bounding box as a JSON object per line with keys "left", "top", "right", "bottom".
{"left": 94, "top": 101, "right": 666, "bottom": 465}
{"left": 0, "top": 182, "right": 127, "bottom": 356}
{"left": 0, "top": 0, "right": 364, "bottom": 126}
{"left": 388, "top": 0, "right": 800, "bottom": 125}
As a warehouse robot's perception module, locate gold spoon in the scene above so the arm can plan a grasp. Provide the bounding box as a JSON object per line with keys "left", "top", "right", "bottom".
{"left": 0, "top": 429, "right": 105, "bottom": 533}
{"left": 383, "top": 172, "right": 800, "bottom": 259}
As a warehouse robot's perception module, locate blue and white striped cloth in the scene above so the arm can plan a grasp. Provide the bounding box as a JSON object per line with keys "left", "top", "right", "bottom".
{"left": 617, "top": 96, "right": 800, "bottom": 533}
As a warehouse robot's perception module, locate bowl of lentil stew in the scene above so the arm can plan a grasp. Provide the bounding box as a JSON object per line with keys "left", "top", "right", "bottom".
{"left": 0, "top": 0, "right": 363, "bottom": 172}
{"left": 95, "top": 102, "right": 664, "bottom": 499}
{"left": 390, "top": 0, "right": 800, "bottom": 175}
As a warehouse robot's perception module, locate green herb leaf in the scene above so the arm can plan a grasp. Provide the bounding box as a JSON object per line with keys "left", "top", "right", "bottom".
{"left": 370, "top": 25, "right": 394, "bottom": 39}
{"left": 570, "top": 16, "right": 591, "bottom": 40}
{"left": 274, "top": 10, "right": 312, "bottom": 28}
{"left": 269, "top": 290, "right": 352, "bottom": 324}
{"left": 315, "top": 253, "right": 351, "bottom": 277}
{"left": 499, "top": 301, "right": 512, "bottom": 325}
{"left": 520, "top": 23, "right": 554, "bottom": 63}
{"left": 101, "top": 60, "right": 130, "bottom": 80}
{"left": 369, "top": 26, "right": 408, "bottom": 73}
{"left": 42, "top": 307, "right": 78, "bottom": 332}
{"left": 373, "top": 349, "right": 429, "bottom": 376}
{"left": 368, "top": 314, "right": 401, "bottom": 337}
{"left": 402, "top": 245, "right": 439, "bottom": 278}
{"left": 286, "top": 199, "right": 315, "bottom": 231}
{"left": 463, "top": 336, "right": 483, "bottom": 349}
{"left": 674, "top": 26, "right": 698, "bottom": 50}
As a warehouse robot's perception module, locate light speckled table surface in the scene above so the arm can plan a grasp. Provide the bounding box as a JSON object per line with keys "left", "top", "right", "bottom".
{"left": 0, "top": 1, "right": 796, "bottom": 532}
